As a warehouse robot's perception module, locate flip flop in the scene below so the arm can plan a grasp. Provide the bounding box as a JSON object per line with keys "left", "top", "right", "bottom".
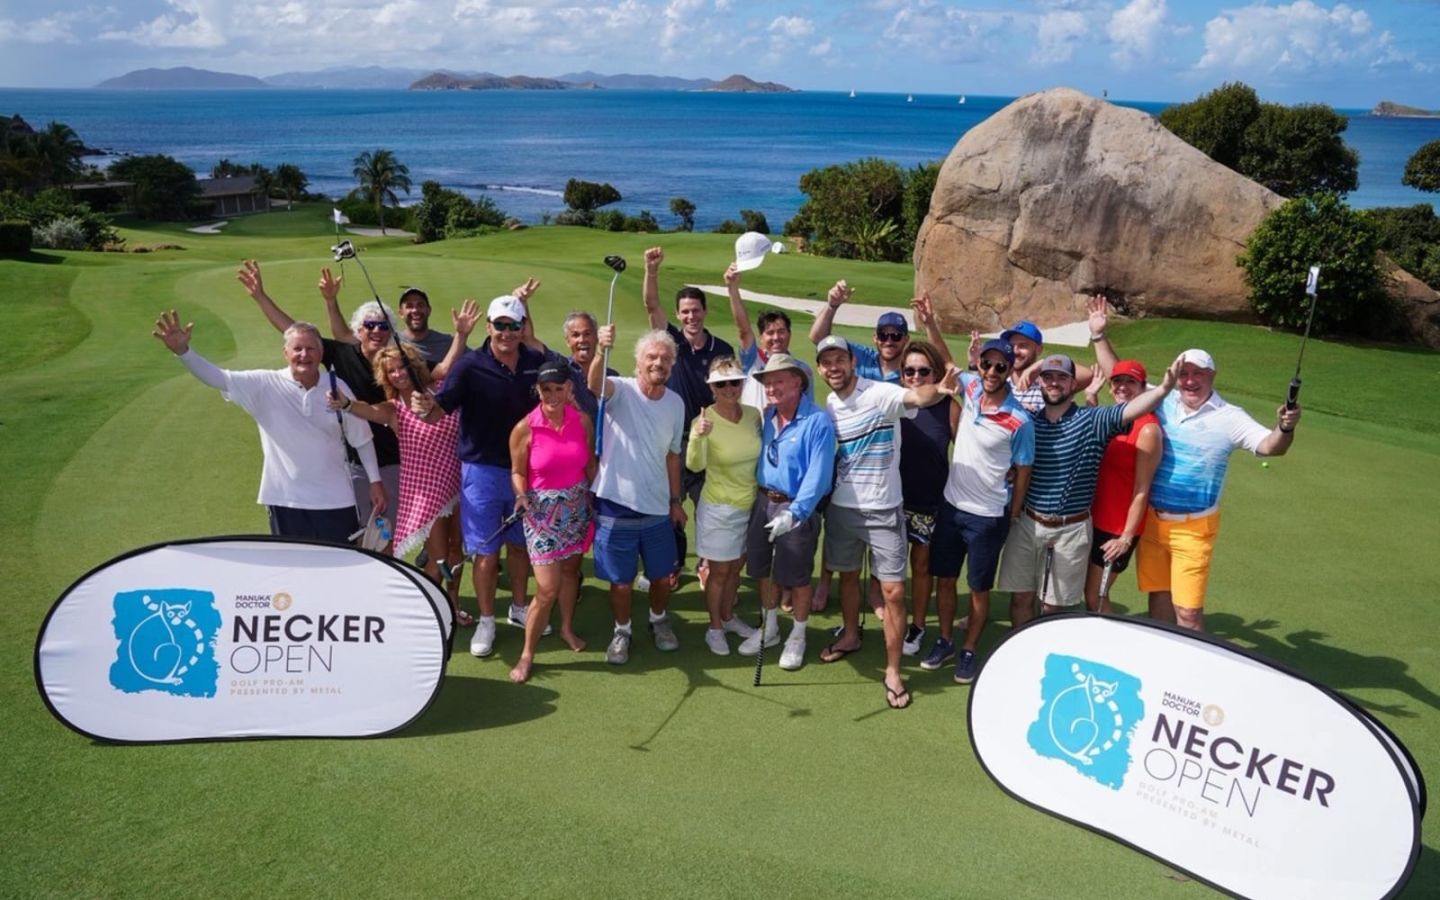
{"left": 885, "top": 683, "right": 912, "bottom": 710}
{"left": 819, "top": 641, "right": 862, "bottom": 664}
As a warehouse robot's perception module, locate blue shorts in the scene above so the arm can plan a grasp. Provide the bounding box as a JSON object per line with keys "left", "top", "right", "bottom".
{"left": 461, "top": 462, "right": 524, "bottom": 557}
{"left": 928, "top": 501, "right": 1011, "bottom": 592}
{"left": 593, "top": 514, "right": 678, "bottom": 586}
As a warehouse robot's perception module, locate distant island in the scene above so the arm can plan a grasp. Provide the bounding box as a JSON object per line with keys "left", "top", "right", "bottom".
{"left": 704, "top": 74, "right": 794, "bottom": 93}
{"left": 96, "top": 67, "right": 269, "bottom": 89}
{"left": 1372, "top": 101, "right": 1440, "bottom": 118}
{"left": 91, "top": 65, "right": 792, "bottom": 93}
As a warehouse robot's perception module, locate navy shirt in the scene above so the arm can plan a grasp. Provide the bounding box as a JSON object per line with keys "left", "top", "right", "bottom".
{"left": 666, "top": 323, "right": 734, "bottom": 429}
{"left": 558, "top": 351, "right": 616, "bottom": 421}
{"left": 1026, "top": 402, "right": 1128, "bottom": 516}
{"left": 434, "top": 340, "right": 545, "bottom": 467}
{"left": 321, "top": 338, "right": 399, "bottom": 468}
{"left": 899, "top": 397, "right": 952, "bottom": 513}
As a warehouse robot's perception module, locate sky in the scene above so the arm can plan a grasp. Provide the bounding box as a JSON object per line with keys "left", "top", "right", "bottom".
{"left": 0, "top": 0, "right": 1437, "bottom": 106}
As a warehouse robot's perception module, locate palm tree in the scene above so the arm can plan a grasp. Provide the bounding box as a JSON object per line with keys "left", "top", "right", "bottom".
{"left": 274, "top": 163, "right": 307, "bottom": 210}
{"left": 352, "top": 149, "right": 411, "bottom": 234}
{"left": 34, "top": 122, "right": 85, "bottom": 187}
{"left": 252, "top": 166, "right": 276, "bottom": 213}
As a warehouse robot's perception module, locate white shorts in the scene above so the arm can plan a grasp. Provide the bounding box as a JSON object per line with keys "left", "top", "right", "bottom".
{"left": 696, "top": 499, "right": 749, "bottom": 562}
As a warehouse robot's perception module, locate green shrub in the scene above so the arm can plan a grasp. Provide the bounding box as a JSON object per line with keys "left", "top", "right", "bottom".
{"left": 553, "top": 209, "right": 594, "bottom": 227}
{"left": 0, "top": 219, "right": 33, "bottom": 253}
{"left": 668, "top": 197, "right": 695, "bottom": 232}
{"left": 593, "top": 209, "right": 626, "bottom": 232}
{"left": 1403, "top": 140, "right": 1440, "bottom": 194}
{"left": 1363, "top": 204, "right": 1440, "bottom": 290}
{"left": 1239, "top": 193, "right": 1393, "bottom": 337}
{"left": 901, "top": 160, "right": 941, "bottom": 250}
{"left": 34, "top": 216, "right": 89, "bottom": 250}
{"left": 626, "top": 210, "right": 659, "bottom": 232}
{"left": 563, "top": 179, "right": 621, "bottom": 212}
{"left": 739, "top": 209, "right": 770, "bottom": 234}
{"left": 712, "top": 219, "right": 745, "bottom": 234}
{"left": 786, "top": 157, "right": 905, "bottom": 260}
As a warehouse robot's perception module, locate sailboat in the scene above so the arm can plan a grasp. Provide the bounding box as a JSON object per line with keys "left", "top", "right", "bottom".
{"left": 958, "top": 95, "right": 966, "bottom": 104}
{"left": 906, "top": 94, "right": 913, "bottom": 103}
{"left": 849, "top": 89, "right": 856, "bottom": 98}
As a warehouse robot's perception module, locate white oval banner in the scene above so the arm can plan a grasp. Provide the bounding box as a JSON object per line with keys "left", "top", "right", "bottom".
{"left": 968, "top": 615, "right": 1421, "bottom": 900}
{"left": 35, "top": 538, "right": 449, "bottom": 743}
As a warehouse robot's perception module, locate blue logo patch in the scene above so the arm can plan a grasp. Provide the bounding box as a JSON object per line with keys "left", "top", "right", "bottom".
{"left": 1026, "top": 654, "right": 1144, "bottom": 790}
{"left": 109, "top": 589, "right": 220, "bottom": 697}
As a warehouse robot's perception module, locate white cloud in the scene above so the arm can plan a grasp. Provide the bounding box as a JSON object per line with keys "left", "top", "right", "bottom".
{"left": 1107, "top": 0, "right": 1166, "bottom": 69}
{"left": 0, "top": 8, "right": 106, "bottom": 44}
{"left": 880, "top": 1, "right": 1013, "bottom": 63}
{"left": 769, "top": 15, "right": 814, "bottom": 39}
{"left": 1032, "top": 10, "right": 1087, "bottom": 65}
{"left": 1195, "top": 1, "right": 1403, "bottom": 73}
{"left": 100, "top": 0, "right": 225, "bottom": 48}
{"left": 809, "top": 37, "right": 832, "bottom": 57}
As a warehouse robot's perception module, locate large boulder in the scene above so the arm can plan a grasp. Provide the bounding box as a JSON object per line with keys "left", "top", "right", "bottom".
{"left": 914, "top": 87, "right": 1440, "bottom": 346}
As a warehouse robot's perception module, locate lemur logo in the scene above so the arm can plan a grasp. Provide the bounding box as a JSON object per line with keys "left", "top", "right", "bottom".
{"left": 1026, "top": 654, "right": 1145, "bottom": 790}
{"left": 109, "top": 589, "right": 220, "bottom": 697}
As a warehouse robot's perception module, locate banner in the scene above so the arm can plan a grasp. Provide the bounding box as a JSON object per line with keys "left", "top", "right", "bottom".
{"left": 35, "top": 537, "right": 450, "bottom": 743}
{"left": 968, "top": 615, "right": 1422, "bottom": 900}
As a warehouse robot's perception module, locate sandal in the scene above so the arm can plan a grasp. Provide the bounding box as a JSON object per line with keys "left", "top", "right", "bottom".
{"left": 885, "top": 683, "right": 913, "bottom": 710}
{"left": 819, "top": 641, "right": 862, "bottom": 664}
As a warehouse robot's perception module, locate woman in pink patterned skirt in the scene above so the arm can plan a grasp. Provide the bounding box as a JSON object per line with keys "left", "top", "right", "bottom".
{"left": 330, "top": 342, "right": 469, "bottom": 623}
{"left": 507, "top": 361, "right": 596, "bottom": 683}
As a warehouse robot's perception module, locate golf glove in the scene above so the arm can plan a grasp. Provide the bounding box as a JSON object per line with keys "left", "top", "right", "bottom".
{"left": 765, "top": 510, "right": 797, "bottom": 542}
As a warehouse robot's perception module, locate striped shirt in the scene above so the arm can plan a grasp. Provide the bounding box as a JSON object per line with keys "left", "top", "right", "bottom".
{"left": 1150, "top": 391, "right": 1271, "bottom": 514}
{"left": 944, "top": 373, "right": 1035, "bottom": 517}
{"left": 826, "top": 377, "right": 914, "bottom": 509}
{"left": 1025, "top": 402, "right": 1128, "bottom": 516}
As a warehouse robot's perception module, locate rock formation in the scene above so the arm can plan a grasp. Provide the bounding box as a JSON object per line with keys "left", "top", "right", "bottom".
{"left": 914, "top": 87, "right": 1440, "bottom": 347}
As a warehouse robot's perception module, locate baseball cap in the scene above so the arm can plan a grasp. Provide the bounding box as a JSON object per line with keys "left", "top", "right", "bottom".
{"left": 734, "top": 231, "right": 774, "bottom": 272}
{"left": 978, "top": 338, "right": 1015, "bottom": 367}
{"left": 1179, "top": 348, "right": 1216, "bottom": 371}
{"left": 487, "top": 295, "right": 526, "bottom": 323}
{"left": 1110, "top": 360, "right": 1148, "bottom": 383}
{"left": 1001, "top": 320, "right": 1043, "bottom": 345}
{"left": 751, "top": 352, "right": 810, "bottom": 391}
{"left": 876, "top": 311, "right": 909, "bottom": 333}
{"left": 537, "top": 361, "right": 570, "bottom": 384}
{"left": 815, "top": 335, "right": 852, "bottom": 358}
{"left": 398, "top": 287, "right": 429, "bottom": 306}
{"left": 1037, "top": 354, "right": 1076, "bottom": 376}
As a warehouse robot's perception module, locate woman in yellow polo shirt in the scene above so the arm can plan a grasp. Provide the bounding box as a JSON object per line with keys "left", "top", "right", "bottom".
{"left": 686, "top": 357, "right": 762, "bottom": 654}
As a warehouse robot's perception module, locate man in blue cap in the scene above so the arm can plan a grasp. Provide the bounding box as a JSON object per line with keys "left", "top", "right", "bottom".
{"left": 998, "top": 295, "right": 1118, "bottom": 412}
{"left": 808, "top": 280, "right": 910, "bottom": 383}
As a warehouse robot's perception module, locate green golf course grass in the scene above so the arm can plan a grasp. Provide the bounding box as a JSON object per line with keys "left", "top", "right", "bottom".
{"left": 4, "top": 204, "right": 1438, "bottom": 898}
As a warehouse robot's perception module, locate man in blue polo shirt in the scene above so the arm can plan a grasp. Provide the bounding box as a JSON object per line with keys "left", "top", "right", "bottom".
{"left": 414, "top": 295, "right": 546, "bottom": 659}
{"left": 997, "top": 352, "right": 1181, "bottom": 628}
{"left": 808, "top": 279, "right": 908, "bottom": 383}
{"left": 924, "top": 339, "right": 1035, "bottom": 684}
{"left": 738, "top": 354, "right": 836, "bottom": 665}
{"left": 998, "top": 295, "right": 1118, "bottom": 412}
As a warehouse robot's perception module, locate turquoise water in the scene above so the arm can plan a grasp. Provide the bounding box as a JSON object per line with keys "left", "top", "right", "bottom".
{"left": 3, "top": 89, "right": 1437, "bottom": 228}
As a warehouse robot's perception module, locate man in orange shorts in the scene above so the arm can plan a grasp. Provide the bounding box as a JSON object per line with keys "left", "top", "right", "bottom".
{"left": 1138, "top": 349, "right": 1302, "bottom": 631}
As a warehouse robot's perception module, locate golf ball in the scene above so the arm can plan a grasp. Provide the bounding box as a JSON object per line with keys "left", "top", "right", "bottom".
{"left": 1262, "top": 462, "right": 1270, "bottom": 468}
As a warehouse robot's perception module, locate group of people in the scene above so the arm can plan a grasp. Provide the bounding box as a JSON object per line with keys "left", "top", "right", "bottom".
{"left": 152, "top": 241, "right": 1301, "bottom": 707}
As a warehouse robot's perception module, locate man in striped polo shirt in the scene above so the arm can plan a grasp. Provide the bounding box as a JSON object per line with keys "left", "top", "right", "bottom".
{"left": 997, "top": 352, "right": 1181, "bottom": 626}
{"left": 1139, "top": 349, "right": 1301, "bottom": 632}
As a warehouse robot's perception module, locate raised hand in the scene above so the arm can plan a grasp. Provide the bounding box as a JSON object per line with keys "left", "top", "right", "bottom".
{"left": 1087, "top": 293, "right": 1110, "bottom": 336}
{"left": 644, "top": 246, "right": 664, "bottom": 273}
{"left": 937, "top": 363, "right": 962, "bottom": 396}
{"left": 827, "top": 280, "right": 853, "bottom": 307}
{"left": 723, "top": 262, "right": 740, "bottom": 287}
{"left": 237, "top": 259, "right": 265, "bottom": 300}
{"left": 1276, "top": 403, "right": 1301, "bottom": 432}
{"left": 910, "top": 292, "right": 935, "bottom": 326}
{"left": 512, "top": 277, "right": 540, "bottom": 303}
{"left": 692, "top": 406, "right": 713, "bottom": 437}
{"left": 452, "top": 298, "right": 481, "bottom": 337}
{"left": 1161, "top": 354, "right": 1184, "bottom": 392}
{"left": 1084, "top": 367, "right": 1108, "bottom": 405}
{"left": 152, "top": 309, "right": 193, "bottom": 355}
{"left": 967, "top": 329, "right": 982, "bottom": 363}
{"left": 318, "top": 267, "right": 342, "bottom": 303}
{"left": 409, "top": 390, "right": 436, "bottom": 418}
{"left": 597, "top": 323, "right": 616, "bottom": 350}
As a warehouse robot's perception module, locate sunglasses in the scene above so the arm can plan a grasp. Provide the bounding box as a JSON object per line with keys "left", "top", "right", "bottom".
{"left": 979, "top": 360, "right": 1010, "bottom": 373}
{"left": 711, "top": 379, "right": 744, "bottom": 389}
{"left": 360, "top": 320, "right": 391, "bottom": 332}
{"left": 902, "top": 366, "right": 932, "bottom": 378}
{"left": 876, "top": 330, "right": 907, "bottom": 343}
{"left": 766, "top": 436, "right": 780, "bottom": 466}
{"left": 491, "top": 319, "right": 523, "bottom": 332}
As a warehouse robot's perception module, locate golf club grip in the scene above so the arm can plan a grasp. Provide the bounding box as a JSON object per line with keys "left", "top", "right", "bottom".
{"left": 753, "top": 609, "right": 765, "bottom": 686}
{"left": 594, "top": 397, "right": 606, "bottom": 457}
{"left": 1286, "top": 377, "right": 1300, "bottom": 411}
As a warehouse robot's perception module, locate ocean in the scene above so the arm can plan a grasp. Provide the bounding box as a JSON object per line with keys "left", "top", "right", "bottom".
{"left": 4, "top": 88, "right": 1439, "bottom": 229}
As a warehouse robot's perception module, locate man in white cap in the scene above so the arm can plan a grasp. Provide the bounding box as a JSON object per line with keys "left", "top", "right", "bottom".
{"left": 1138, "top": 349, "right": 1301, "bottom": 632}
{"left": 723, "top": 233, "right": 813, "bottom": 411}
{"left": 413, "top": 295, "right": 547, "bottom": 658}
{"left": 813, "top": 335, "right": 958, "bottom": 709}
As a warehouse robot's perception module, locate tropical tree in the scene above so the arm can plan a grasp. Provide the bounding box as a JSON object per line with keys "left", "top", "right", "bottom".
{"left": 107, "top": 154, "right": 200, "bottom": 220}
{"left": 33, "top": 122, "right": 85, "bottom": 188}
{"left": 1402, "top": 140, "right": 1440, "bottom": 194}
{"left": 211, "top": 159, "right": 247, "bottom": 178}
{"left": 669, "top": 196, "right": 695, "bottom": 231}
{"left": 352, "top": 149, "right": 412, "bottom": 234}
{"left": 274, "top": 163, "right": 308, "bottom": 209}
{"left": 251, "top": 166, "right": 276, "bottom": 211}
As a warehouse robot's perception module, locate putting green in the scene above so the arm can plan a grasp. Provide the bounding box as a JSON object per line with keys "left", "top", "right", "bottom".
{"left": 4, "top": 208, "right": 1437, "bottom": 897}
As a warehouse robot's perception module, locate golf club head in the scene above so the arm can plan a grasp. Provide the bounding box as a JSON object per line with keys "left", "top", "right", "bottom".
{"left": 603, "top": 255, "right": 627, "bottom": 273}
{"left": 331, "top": 240, "right": 357, "bottom": 262}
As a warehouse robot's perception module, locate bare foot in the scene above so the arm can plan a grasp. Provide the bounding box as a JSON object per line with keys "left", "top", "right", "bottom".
{"left": 561, "top": 629, "right": 587, "bottom": 652}
{"left": 872, "top": 603, "right": 886, "bottom": 622}
{"left": 508, "top": 657, "right": 533, "bottom": 684}
{"left": 811, "top": 583, "right": 829, "bottom": 613}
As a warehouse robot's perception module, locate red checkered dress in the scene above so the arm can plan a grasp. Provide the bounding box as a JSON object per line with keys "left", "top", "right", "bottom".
{"left": 392, "top": 399, "right": 461, "bottom": 557}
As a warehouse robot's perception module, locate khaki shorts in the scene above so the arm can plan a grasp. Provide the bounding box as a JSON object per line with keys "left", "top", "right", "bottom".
{"left": 824, "top": 504, "right": 908, "bottom": 582}
{"left": 996, "top": 514, "right": 1091, "bottom": 607}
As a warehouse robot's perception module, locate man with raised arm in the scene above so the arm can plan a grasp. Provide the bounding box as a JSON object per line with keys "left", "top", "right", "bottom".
{"left": 722, "top": 261, "right": 812, "bottom": 411}
{"left": 808, "top": 280, "right": 909, "bottom": 383}
{"left": 587, "top": 324, "right": 688, "bottom": 665}
{"left": 1139, "top": 349, "right": 1301, "bottom": 633}
{"left": 993, "top": 295, "right": 1120, "bottom": 413}
{"left": 152, "top": 311, "right": 383, "bottom": 543}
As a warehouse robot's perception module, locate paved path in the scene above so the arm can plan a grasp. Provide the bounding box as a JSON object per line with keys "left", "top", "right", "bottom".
{"left": 692, "top": 285, "right": 1091, "bottom": 348}
{"left": 345, "top": 226, "right": 416, "bottom": 238}
{"left": 186, "top": 221, "right": 228, "bottom": 234}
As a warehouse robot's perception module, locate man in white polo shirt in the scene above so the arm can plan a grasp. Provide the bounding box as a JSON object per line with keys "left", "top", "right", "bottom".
{"left": 814, "top": 335, "right": 957, "bottom": 709}
{"left": 153, "top": 310, "right": 383, "bottom": 543}
{"left": 1139, "top": 349, "right": 1301, "bottom": 632}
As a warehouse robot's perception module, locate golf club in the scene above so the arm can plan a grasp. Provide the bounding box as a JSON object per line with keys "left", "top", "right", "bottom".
{"left": 1287, "top": 265, "right": 1321, "bottom": 411}
{"left": 753, "top": 602, "right": 766, "bottom": 687}
{"left": 331, "top": 239, "right": 426, "bottom": 398}
{"left": 1098, "top": 558, "right": 1115, "bottom": 611}
{"left": 594, "top": 255, "right": 626, "bottom": 457}
{"left": 482, "top": 507, "right": 525, "bottom": 549}
{"left": 327, "top": 365, "right": 368, "bottom": 544}
{"left": 1038, "top": 543, "right": 1056, "bottom": 619}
